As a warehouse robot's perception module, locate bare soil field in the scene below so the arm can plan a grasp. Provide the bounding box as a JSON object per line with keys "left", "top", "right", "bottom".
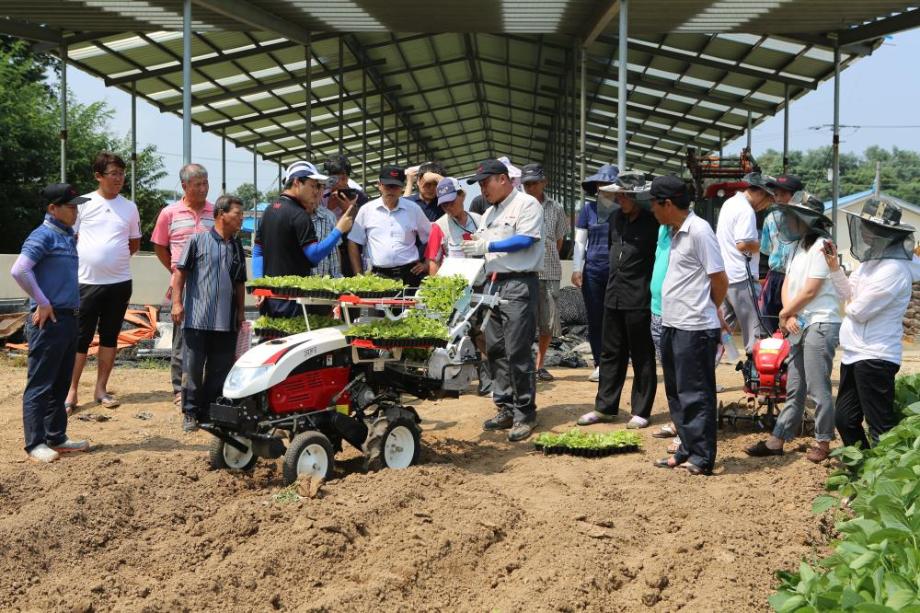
{"left": 2, "top": 355, "right": 915, "bottom": 612}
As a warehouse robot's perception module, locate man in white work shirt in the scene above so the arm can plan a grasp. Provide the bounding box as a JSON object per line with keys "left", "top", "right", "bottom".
{"left": 66, "top": 152, "right": 142, "bottom": 412}
{"left": 462, "top": 159, "right": 544, "bottom": 442}
{"left": 716, "top": 171, "right": 773, "bottom": 355}
{"left": 347, "top": 165, "right": 431, "bottom": 288}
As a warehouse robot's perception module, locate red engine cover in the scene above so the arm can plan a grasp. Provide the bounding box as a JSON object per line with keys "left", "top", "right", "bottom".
{"left": 752, "top": 333, "right": 791, "bottom": 395}
{"left": 268, "top": 367, "right": 351, "bottom": 414}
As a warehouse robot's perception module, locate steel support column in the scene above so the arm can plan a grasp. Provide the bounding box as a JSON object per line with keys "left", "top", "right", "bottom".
{"left": 783, "top": 84, "right": 790, "bottom": 174}
{"left": 617, "top": 0, "right": 628, "bottom": 170}
{"left": 182, "top": 0, "right": 192, "bottom": 164}
{"left": 337, "top": 35, "right": 344, "bottom": 148}
{"left": 130, "top": 81, "right": 137, "bottom": 202}
{"left": 305, "top": 37, "right": 312, "bottom": 152}
{"left": 60, "top": 43, "right": 67, "bottom": 182}
{"left": 746, "top": 110, "right": 752, "bottom": 152}
{"left": 831, "top": 39, "right": 841, "bottom": 242}
{"left": 361, "top": 68, "right": 368, "bottom": 188}
{"left": 579, "top": 46, "right": 586, "bottom": 184}
{"left": 221, "top": 131, "right": 226, "bottom": 194}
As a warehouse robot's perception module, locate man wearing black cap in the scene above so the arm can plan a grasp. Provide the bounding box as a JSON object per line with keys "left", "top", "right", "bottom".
{"left": 10, "top": 184, "right": 92, "bottom": 463}
{"left": 253, "top": 160, "right": 356, "bottom": 317}
{"left": 649, "top": 176, "right": 727, "bottom": 476}
{"left": 716, "top": 172, "right": 774, "bottom": 355}
{"left": 521, "top": 163, "right": 569, "bottom": 382}
{"left": 348, "top": 165, "right": 431, "bottom": 288}
{"left": 760, "top": 174, "right": 804, "bottom": 332}
{"left": 462, "top": 159, "right": 544, "bottom": 441}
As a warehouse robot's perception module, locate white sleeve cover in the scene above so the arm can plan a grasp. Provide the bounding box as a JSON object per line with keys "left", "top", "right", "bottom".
{"left": 573, "top": 228, "right": 588, "bottom": 273}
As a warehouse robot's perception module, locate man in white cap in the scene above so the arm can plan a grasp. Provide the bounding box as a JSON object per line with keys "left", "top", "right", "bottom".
{"left": 253, "top": 160, "right": 355, "bottom": 317}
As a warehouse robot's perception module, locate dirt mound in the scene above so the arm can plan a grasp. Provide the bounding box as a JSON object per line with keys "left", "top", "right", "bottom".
{"left": 0, "top": 361, "right": 879, "bottom": 611}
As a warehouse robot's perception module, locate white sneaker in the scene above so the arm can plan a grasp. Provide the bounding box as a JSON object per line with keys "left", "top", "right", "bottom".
{"left": 28, "top": 444, "right": 59, "bottom": 463}
{"left": 588, "top": 367, "right": 600, "bottom": 382}
{"left": 626, "top": 415, "right": 649, "bottom": 429}
{"left": 51, "top": 438, "right": 90, "bottom": 453}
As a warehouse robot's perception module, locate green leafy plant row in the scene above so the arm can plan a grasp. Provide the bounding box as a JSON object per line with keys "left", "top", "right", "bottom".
{"left": 345, "top": 312, "right": 449, "bottom": 341}
{"left": 534, "top": 428, "right": 642, "bottom": 450}
{"left": 769, "top": 400, "right": 920, "bottom": 612}
{"left": 416, "top": 274, "right": 469, "bottom": 318}
{"left": 247, "top": 273, "right": 404, "bottom": 294}
{"left": 252, "top": 314, "right": 340, "bottom": 335}
{"left": 894, "top": 373, "right": 920, "bottom": 421}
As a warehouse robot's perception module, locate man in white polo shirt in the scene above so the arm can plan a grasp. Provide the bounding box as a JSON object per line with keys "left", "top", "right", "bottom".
{"left": 347, "top": 165, "right": 431, "bottom": 288}
{"left": 650, "top": 176, "right": 727, "bottom": 476}
{"left": 462, "top": 159, "right": 544, "bottom": 442}
{"left": 66, "top": 152, "right": 142, "bottom": 411}
{"left": 716, "top": 172, "right": 774, "bottom": 355}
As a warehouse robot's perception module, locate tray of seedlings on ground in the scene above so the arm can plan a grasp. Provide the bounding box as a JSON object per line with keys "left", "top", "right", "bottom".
{"left": 246, "top": 274, "right": 405, "bottom": 300}
{"left": 345, "top": 311, "right": 449, "bottom": 348}
{"left": 252, "top": 314, "right": 340, "bottom": 339}
{"left": 534, "top": 428, "right": 643, "bottom": 457}
{"left": 416, "top": 274, "right": 469, "bottom": 319}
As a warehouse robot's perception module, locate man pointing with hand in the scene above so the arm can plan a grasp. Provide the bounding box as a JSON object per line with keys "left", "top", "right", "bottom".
{"left": 463, "top": 159, "right": 544, "bottom": 442}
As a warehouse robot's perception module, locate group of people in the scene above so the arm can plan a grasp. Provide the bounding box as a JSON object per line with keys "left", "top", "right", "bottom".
{"left": 12, "top": 150, "right": 918, "bottom": 475}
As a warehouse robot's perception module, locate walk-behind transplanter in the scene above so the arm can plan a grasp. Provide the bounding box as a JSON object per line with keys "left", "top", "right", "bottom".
{"left": 200, "top": 259, "right": 497, "bottom": 485}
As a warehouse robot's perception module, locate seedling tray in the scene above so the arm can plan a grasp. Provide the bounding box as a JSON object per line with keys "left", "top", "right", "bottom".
{"left": 534, "top": 443, "right": 641, "bottom": 457}
{"left": 346, "top": 336, "right": 447, "bottom": 349}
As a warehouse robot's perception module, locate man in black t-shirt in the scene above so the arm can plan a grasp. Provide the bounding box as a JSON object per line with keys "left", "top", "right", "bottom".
{"left": 253, "top": 160, "right": 355, "bottom": 316}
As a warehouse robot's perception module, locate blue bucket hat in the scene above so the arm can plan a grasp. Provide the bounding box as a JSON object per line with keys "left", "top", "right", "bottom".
{"left": 582, "top": 164, "right": 619, "bottom": 195}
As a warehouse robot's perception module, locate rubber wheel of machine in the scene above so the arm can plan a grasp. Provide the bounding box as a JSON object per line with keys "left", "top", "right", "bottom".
{"left": 364, "top": 411, "right": 421, "bottom": 471}
{"left": 282, "top": 430, "right": 334, "bottom": 485}
{"left": 208, "top": 435, "right": 258, "bottom": 471}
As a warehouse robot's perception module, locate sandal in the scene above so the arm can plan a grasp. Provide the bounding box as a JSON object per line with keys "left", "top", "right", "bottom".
{"left": 652, "top": 424, "right": 676, "bottom": 439}
{"left": 667, "top": 437, "right": 681, "bottom": 454}
{"left": 64, "top": 401, "right": 77, "bottom": 416}
{"left": 576, "top": 410, "right": 617, "bottom": 426}
{"left": 678, "top": 462, "right": 710, "bottom": 476}
{"left": 96, "top": 394, "right": 120, "bottom": 409}
{"left": 653, "top": 456, "right": 678, "bottom": 469}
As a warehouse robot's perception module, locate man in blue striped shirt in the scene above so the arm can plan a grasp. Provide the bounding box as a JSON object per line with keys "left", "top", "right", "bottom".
{"left": 171, "top": 195, "right": 247, "bottom": 432}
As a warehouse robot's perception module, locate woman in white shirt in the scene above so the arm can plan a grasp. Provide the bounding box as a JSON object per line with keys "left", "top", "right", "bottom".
{"left": 823, "top": 199, "right": 919, "bottom": 448}
{"left": 746, "top": 192, "right": 840, "bottom": 463}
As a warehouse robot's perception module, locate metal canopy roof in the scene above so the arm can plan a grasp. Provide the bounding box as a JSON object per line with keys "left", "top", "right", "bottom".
{"left": 3, "top": 1, "right": 920, "bottom": 184}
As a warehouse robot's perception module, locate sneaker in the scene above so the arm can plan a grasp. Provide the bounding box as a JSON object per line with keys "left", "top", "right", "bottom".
{"left": 508, "top": 421, "right": 535, "bottom": 442}
{"left": 626, "top": 416, "right": 649, "bottom": 429}
{"left": 588, "top": 367, "right": 600, "bottom": 382}
{"left": 51, "top": 438, "right": 90, "bottom": 453}
{"left": 182, "top": 414, "right": 199, "bottom": 433}
{"left": 483, "top": 410, "right": 513, "bottom": 431}
{"left": 28, "top": 444, "right": 59, "bottom": 463}
{"left": 536, "top": 368, "right": 555, "bottom": 382}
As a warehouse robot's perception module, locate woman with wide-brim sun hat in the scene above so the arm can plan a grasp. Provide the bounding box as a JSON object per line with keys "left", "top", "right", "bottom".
{"left": 824, "top": 197, "right": 920, "bottom": 448}
{"left": 572, "top": 163, "right": 619, "bottom": 382}
{"left": 745, "top": 191, "right": 841, "bottom": 463}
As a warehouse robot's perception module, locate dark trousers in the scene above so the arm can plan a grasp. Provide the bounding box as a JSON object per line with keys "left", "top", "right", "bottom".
{"left": 760, "top": 270, "right": 785, "bottom": 334}
{"left": 484, "top": 275, "right": 538, "bottom": 422}
{"left": 182, "top": 328, "right": 237, "bottom": 419}
{"left": 260, "top": 297, "right": 301, "bottom": 318}
{"left": 170, "top": 322, "right": 184, "bottom": 395}
{"left": 595, "top": 307, "right": 656, "bottom": 418}
{"left": 581, "top": 270, "right": 607, "bottom": 367}
{"left": 372, "top": 263, "right": 422, "bottom": 293}
{"left": 661, "top": 327, "right": 720, "bottom": 472}
{"left": 23, "top": 313, "right": 77, "bottom": 452}
{"left": 835, "top": 359, "right": 900, "bottom": 448}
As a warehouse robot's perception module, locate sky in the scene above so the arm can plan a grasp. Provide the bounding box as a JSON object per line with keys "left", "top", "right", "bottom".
{"left": 63, "top": 28, "right": 920, "bottom": 198}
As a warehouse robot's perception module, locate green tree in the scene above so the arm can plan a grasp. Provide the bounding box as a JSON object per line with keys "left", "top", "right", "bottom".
{"left": 234, "top": 183, "right": 262, "bottom": 209}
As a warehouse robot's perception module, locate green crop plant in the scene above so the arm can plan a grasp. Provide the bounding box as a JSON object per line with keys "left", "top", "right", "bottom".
{"left": 253, "top": 314, "right": 340, "bottom": 335}
{"left": 417, "top": 274, "right": 469, "bottom": 318}
{"left": 345, "top": 312, "right": 449, "bottom": 341}
{"left": 535, "top": 428, "right": 642, "bottom": 450}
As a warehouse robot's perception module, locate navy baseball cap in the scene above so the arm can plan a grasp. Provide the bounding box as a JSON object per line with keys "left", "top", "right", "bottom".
{"left": 767, "top": 174, "right": 804, "bottom": 194}
{"left": 467, "top": 159, "right": 509, "bottom": 184}
{"left": 379, "top": 165, "right": 406, "bottom": 187}
{"left": 42, "top": 183, "right": 89, "bottom": 206}
{"left": 436, "top": 177, "right": 464, "bottom": 206}
{"left": 650, "top": 175, "right": 689, "bottom": 202}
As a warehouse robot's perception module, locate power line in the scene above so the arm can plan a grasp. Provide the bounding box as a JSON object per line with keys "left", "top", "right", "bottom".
{"left": 809, "top": 124, "right": 920, "bottom": 130}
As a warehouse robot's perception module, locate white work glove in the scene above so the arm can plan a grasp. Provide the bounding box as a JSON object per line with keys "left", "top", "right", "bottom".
{"left": 461, "top": 237, "right": 490, "bottom": 257}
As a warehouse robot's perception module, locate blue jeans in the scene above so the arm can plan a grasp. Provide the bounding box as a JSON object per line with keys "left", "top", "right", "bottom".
{"left": 23, "top": 313, "right": 77, "bottom": 452}
{"left": 182, "top": 328, "right": 237, "bottom": 419}
{"left": 661, "top": 327, "right": 720, "bottom": 472}
{"left": 581, "top": 269, "right": 608, "bottom": 367}
{"left": 773, "top": 322, "right": 840, "bottom": 442}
